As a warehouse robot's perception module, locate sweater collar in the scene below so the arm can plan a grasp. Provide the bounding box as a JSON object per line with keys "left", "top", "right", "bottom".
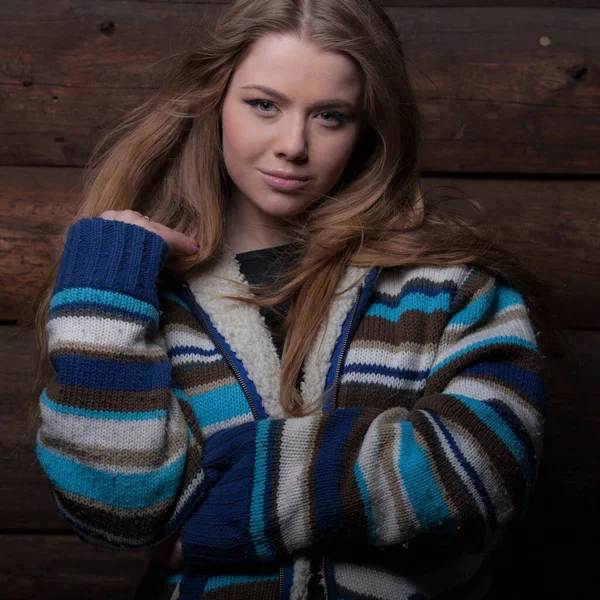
{"left": 184, "top": 242, "right": 372, "bottom": 418}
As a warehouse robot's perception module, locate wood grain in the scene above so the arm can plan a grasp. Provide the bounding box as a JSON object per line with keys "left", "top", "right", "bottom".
{"left": 0, "top": 2, "right": 598, "bottom": 172}
{"left": 1, "top": 166, "right": 598, "bottom": 327}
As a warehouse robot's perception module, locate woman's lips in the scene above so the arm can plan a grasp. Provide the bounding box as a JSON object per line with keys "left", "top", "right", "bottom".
{"left": 260, "top": 171, "right": 311, "bottom": 191}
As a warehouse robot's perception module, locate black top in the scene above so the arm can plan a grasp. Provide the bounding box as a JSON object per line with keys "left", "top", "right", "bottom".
{"left": 235, "top": 242, "right": 300, "bottom": 360}
{"left": 235, "top": 242, "right": 325, "bottom": 598}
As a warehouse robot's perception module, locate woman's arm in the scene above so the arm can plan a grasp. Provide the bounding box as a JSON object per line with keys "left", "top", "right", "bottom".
{"left": 36, "top": 216, "right": 200, "bottom": 549}
{"left": 180, "top": 266, "right": 547, "bottom": 566}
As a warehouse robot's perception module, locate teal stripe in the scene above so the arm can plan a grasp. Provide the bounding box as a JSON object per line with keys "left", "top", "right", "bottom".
{"left": 173, "top": 386, "right": 253, "bottom": 428}
{"left": 449, "top": 394, "right": 531, "bottom": 482}
{"left": 50, "top": 287, "right": 158, "bottom": 321}
{"left": 449, "top": 283, "right": 524, "bottom": 328}
{"left": 366, "top": 291, "right": 452, "bottom": 322}
{"left": 429, "top": 336, "right": 538, "bottom": 376}
{"left": 36, "top": 441, "right": 186, "bottom": 510}
{"left": 249, "top": 420, "right": 275, "bottom": 562}
{"left": 399, "top": 421, "right": 453, "bottom": 528}
{"left": 204, "top": 572, "right": 279, "bottom": 592}
{"left": 159, "top": 291, "right": 190, "bottom": 311}
{"left": 41, "top": 389, "right": 168, "bottom": 421}
{"left": 166, "top": 571, "right": 184, "bottom": 585}
{"left": 354, "top": 461, "right": 377, "bottom": 543}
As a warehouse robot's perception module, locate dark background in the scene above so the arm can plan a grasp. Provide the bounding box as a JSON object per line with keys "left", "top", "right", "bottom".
{"left": 1, "top": 1, "right": 598, "bottom": 597}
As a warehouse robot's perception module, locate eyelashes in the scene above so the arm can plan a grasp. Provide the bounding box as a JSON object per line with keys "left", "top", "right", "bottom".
{"left": 244, "top": 99, "right": 348, "bottom": 128}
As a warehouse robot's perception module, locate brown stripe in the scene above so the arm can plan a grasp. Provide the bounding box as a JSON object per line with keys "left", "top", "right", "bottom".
{"left": 307, "top": 414, "right": 328, "bottom": 542}
{"left": 40, "top": 428, "right": 187, "bottom": 470}
{"left": 48, "top": 306, "right": 150, "bottom": 325}
{"left": 337, "top": 381, "right": 421, "bottom": 411}
{"left": 339, "top": 407, "right": 382, "bottom": 543}
{"left": 50, "top": 341, "right": 166, "bottom": 364}
{"left": 174, "top": 359, "right": 236, "bottom": 390}
{"left": 55, "top": 488, "right": 175, "bottom": 541}
{"left": 410, "top": 408, "right": 486, "bottom": 552}
{"left": 47, "top": 381, "right": 172, "bottom": 413}
{"left": 353, "top": 310, "right": 447, "bottom": 346}
{"left": 414, "top": 392, "right": 529, "bottom": 551}
{"left": 424, "top": 342, "right": 541, "bottom": 395}
{"left": 162, "top": 301, "right": 205, "bottom": 332}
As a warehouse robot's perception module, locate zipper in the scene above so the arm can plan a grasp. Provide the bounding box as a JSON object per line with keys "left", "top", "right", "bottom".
{"left": 179, "top": 282, "right": 260, "bottom": 421}
{"left": 321, "top": 554, "right": 330, "bottom": 600}
{"left": 279, "top": 564, "right": 284, "bottom": 600}
{"left": 331, "top": 285, "right": 362, "bottom": 410}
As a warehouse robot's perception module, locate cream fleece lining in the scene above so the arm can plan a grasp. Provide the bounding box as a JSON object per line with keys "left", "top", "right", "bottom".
{"left": 184, "top": 243, "right": 369, "bottom": 417}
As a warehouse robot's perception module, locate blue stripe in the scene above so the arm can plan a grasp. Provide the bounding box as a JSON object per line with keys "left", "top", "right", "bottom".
{"left": 50, "top": 287, "right": 158, "bottom": 322}
{"left": 173, "top": 386, "right": 253, "bottom": 428}
{"left": 399, "top": 421, "right": 454, "bottom": 529}
{"left": 250, "top": 420, "right": 275, "bottom": 561}
{"left": 354, "top": 461, "right": 377, "bottom": 543}
{"left": 36, "top": 441, "right": 186, "bottom": 509}
{"left": 375, "top": 282, "right": 456, "bottom": 306}
{"left": 465, "top": 361, "right": 546, "bottom": 411}
{"left": 429, "top": 336, "right": 538, "bottom": 376}
{"left": 41, "top": 389, "right": 168, "bottom": 420}
{"left": 314, "top": 409, "right": 363, "bottom": 541}
{"left": 448, "top": 283, "right": 525, "bottom": 328}
{"left": 168, "top": 345, "right": 221, "bottom": 359}
{"left": 204, "top": 572, "right": 279, "bottom": 592}
{"left": 365, "top": 291, "right": 452, "bottom": 322}
{"left": 344, "top": 363, "right": 428, "bottom": 381}
{"left": 159, "top": 291, "right": 191, "bottom": 311}
{"left": 323, "top": 268, "right": 381, "bottom": 411}
{"left": 51, "top": 354, "right": 171, "bottom": 391}
{"left": 177, "top": 288, "right": 268, "bottom": 420}
{"left": 449, "top": 394, "right": 532, "bottom": 483}
{"left": 426, "top": 411, "right": 498, "bottom": 527}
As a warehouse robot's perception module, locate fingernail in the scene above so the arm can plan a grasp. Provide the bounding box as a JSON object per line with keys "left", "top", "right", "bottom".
{"left": 189, "top": 244, "right": 199, "bottom": 253}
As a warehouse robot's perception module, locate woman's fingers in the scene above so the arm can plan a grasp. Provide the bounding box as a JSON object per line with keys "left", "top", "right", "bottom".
{"left": 98, "top": 210, "right": 198, "bottom": 255}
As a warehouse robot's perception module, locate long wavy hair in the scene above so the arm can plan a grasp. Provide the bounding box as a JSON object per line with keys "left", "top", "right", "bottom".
{"left": 24, "top": 0, "right": 559, "bottom": 428}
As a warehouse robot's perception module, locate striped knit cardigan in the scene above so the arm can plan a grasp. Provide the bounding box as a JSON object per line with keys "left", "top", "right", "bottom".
{"left": 36, "top": 217, "right": 547, "bottom": 600}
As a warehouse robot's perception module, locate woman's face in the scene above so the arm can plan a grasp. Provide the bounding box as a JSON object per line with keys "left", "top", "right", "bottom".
{"left": 220, "top": 33, "right": 365, "bottom": 228}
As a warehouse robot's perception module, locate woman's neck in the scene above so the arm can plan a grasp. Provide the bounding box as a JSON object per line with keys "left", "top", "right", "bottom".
{"left": 224, "top": 195, "right": 294, "bottom": 254}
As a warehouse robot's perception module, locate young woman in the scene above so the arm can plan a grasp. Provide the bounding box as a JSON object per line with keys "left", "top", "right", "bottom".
{"left": 30, "top": 0, "right": 550, "bottom": 598}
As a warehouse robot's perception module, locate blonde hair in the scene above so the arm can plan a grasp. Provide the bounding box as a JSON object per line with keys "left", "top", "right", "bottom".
{"left": 24, "top": 0, "right": 558, "bottom": 429}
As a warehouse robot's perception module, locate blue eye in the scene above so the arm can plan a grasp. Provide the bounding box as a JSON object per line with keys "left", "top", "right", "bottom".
{"left": 244, "top": 99, "right": 348, "bottom": 128}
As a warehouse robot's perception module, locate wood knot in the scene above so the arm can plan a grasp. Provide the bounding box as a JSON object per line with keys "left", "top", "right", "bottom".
{"left": 570, "top": 67, "right": 588, "bottom": 82}
{"left": 100, "top": 20, "right": 116, "bottom": 36}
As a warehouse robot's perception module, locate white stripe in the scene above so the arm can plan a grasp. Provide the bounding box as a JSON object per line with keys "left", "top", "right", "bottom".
{"left": 47, "top": 315, "right": 155, "bottom": 353}
{"left": 420, "top": 411, "right": 491, "bottom": 530}
{"left": 170, "top": 351, "right": 222, "bottom": 367}
{"left": 162, "top": 328, "right": 215, "bottom": 352}
{"left": 376, "top": 265, "right": 467, "bottom": 296}
{"left": 434, "top": 311, "right": 536, "bottom": 366}
{"left": 276, "top": 416, "right": 320, "bottom": 552}
{"left": 39, "top": 394, "right": 188, "bottom": 474}
{"left": 202, "top": 412, "right": 255, "bottom": 438}
{"left": 340, "top": 371, "right": 426, "bottom": 391}
{"left": 444, "top": 375, "right": 543, "bottom": 459}
{"left": 345, "top": 344, "right": 437, "bottom": 370}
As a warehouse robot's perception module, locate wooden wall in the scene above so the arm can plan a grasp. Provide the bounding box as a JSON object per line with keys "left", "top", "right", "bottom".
{"left": 1, "top": 1, "right": 598, "bottom": 597}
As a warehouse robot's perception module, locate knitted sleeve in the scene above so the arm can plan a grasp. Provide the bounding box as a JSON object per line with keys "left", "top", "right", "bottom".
{"left": 36, "top": 218, "right": 193, "bottom": 548}
{"left": 179, "top": 266, "right": 547, "bottom": 566}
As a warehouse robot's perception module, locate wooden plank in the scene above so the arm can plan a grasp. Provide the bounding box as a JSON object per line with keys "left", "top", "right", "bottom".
{"left": 0, "top": 2, "right": 598, "bottom": 172}
{"left": 1, "top": 166, "right": 598, "bottom": 327}
{"left": 1, "top": 534, "right": 151, "bottom": 600}
{"left": 2, "top": 322, "right": 598, "bottom": 541}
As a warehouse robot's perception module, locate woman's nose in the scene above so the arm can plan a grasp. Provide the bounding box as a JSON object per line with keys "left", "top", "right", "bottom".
{"left": 273, "top": 117, "right": 309, "bottom": 160}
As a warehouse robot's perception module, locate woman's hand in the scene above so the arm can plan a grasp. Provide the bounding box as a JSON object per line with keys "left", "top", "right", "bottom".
{"left": 99, "top": 210, "right": 199, "bottom": 255}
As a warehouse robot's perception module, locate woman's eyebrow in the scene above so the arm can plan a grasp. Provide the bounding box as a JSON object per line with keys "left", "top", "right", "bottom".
{"left": 241, "top": 84, "right": 353, "bottom": 110}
